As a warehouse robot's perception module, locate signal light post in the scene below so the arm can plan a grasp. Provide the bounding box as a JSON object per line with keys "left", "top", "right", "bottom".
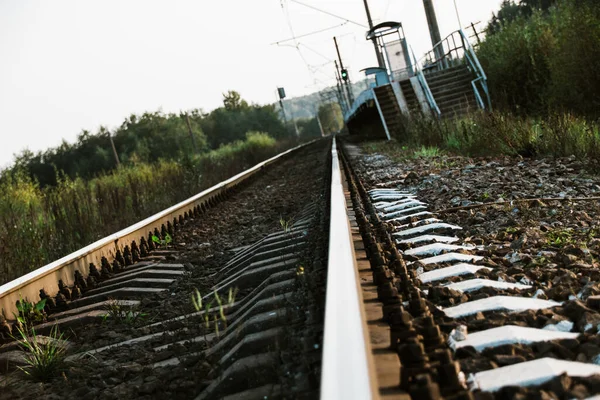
{"left": 277, "top": 87, "right": 299, "bottom": 137}
{"left": 333, "top": 36, "right": 354, "bottom": 107}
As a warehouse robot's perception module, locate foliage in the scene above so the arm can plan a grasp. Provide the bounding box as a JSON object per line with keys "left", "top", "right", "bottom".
{"left": 413, "top": 146, "right": 442, "bottom": 158}
{"left": 318, "top": 103, "right": 343, "bottom": 134}
{"left": 103, "top": 299, "right": 147, "bottom": 325}
{"left": 487, "top": 0, "right": 557, "bottom": 34}
{"left": 546, "top": 228, "right": 574, "bottom": 247}
{"left": 12, "top": 325, "right": 66, "bottom": 382}
{"left": 295, "top": 117, "right": 322, "bottom": 138}
{"left": 4, "top": 91, "right": 294, "bottom": 187}
{"left": 152, "top": 233, "right": 172, "bottom": 247}
{"left": 388, "top": 111, "right": 600, "bottom": 159}
{"left": 15, "top": 297, "right": 47, "bottom": 328}
{"left": 479, "top": 0, "right": 600, "bottom": 117}
{"left": 0, "top": 133, "right": 292, "bottom": 285}
{"left": 191, "top": 288, "right": 237, "bottom": 338}
{"left": 280, "top": 79, "right": 371, "bottom": 120}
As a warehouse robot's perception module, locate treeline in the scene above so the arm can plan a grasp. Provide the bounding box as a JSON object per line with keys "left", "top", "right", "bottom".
{"left": 0, "top": 132, "right": 294, "bottom": 285}
{"left": 478, "top": 0, "right": 600, "bottom": 118}
{"left": 6, "top": 91, "right": 321, "bottom": 187}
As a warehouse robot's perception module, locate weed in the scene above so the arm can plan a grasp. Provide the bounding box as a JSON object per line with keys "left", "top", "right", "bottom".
{"left": 546, "top": 228, "right": 574, "bottom": 247}
{"left": 102, "top": 299, "right": 147, "bottom": 325}
{"left": 279, "top": 217, "right": 294, "bottom": 233}
{"left": 413, "top": 146, "right": 442, "bottom": 158}
{"left": 152, "top": 233, "right": 172, "bottom": 247}
{"left": 12, "top": 324, "right": 67, "bottom": 382}
{"left": 14, "top": 296, "right": 46, "bottom": 329}
{"left": 191, "top": 288, "right": 238, "bottom": 338}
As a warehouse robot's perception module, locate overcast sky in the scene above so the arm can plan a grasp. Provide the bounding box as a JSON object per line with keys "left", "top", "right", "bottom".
{"left": 0, "top": 0, "right": 503, "bottom": 168}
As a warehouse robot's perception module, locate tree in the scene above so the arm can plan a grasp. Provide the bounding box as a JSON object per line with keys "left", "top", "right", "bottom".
{"left": 318, "top": 103, "right": 343, "bottom": 134}
{"left": 222, "top": 90, "right": 248, "bottom": 111}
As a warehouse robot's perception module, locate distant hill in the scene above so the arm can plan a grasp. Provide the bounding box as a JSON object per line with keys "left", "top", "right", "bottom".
{"left": 279, "top": 79, "right": 372, "bottom": 120}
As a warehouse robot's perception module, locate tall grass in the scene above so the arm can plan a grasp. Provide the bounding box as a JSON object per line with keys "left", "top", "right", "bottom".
{"left": 0, "top": 133, "right": 293, "bottom": 285}
{"left": 393, "top": 111, "right": 600, "bottom": 159}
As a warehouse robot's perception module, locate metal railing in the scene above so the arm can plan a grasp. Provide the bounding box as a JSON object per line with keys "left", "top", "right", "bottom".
{"left": 410, "top": 47, "right": 441, "bottom": 117}
{"left": 321, "top": 138, "right": 375, "bottom": 399}
{"left": 421, "top": 30, "right": 492, "bottom": 110}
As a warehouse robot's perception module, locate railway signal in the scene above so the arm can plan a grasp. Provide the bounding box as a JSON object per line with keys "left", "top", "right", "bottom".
{"left": 341, "top": 68, "right": 348, "bottom": 82}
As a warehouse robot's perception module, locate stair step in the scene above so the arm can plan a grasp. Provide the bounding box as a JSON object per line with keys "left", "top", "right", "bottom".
{"left": 425, "top": 65, "right": 471, "bottom": 79}
{"left": 428, "top": 74, "right": 472, "bottom": 90}
{"left": 430, "top": 80, "right": 474, "bottom": 95}
{"left": 434, "top": 91, "right": 476, "bottom": 105}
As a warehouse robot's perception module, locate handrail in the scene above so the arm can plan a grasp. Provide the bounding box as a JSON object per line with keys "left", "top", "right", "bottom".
{"left": 0, "top": 140, "right": 317, "bottom": 317}
{"left": 419, "top": 30, "right": 492, "bottom": 111}
{"left": 410, "top": 47, "right": 441, "bottom": 117}
{"left": 321, "top": 137, "right": 375, "bottom": 399}
{"left": 458, "top": 29, "right": 492, "bottom": 110}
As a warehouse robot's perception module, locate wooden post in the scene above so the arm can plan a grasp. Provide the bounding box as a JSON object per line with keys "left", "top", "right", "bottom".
{"left": 471, "top": 22, "right": 481, "bottom": 45}
{"left": 185, "top": 114, "right": 199, "bottom": 154}
{"left": 109, "top": 132, "right": 120, "bottom": 167}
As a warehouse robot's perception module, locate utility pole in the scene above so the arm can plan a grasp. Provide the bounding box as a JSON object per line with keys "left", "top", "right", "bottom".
{"left": 422, "top": 0, "right": 444, "bottom": 61}
{"left": 362, "top": 0, "right": 385, "bottom": 69}
{"left": 333, "top": 37, "right": 354, "bottom": 107}
{"left": 334, "top": 60, "right": 348, "bottom": 114}
{"left": 108, "top": 131, "right": 120, "bottom": 167}
{"left": 471, "top": 22, "right": 481, "bottom": 45}
{"left": 279, "top": 98, "right": 288, "bottom": 126}
{"left": 185, "top": 113, "right": 199, "bottom": 154}
{"left": 316, "top": 108, "right": 326, "bottom": 137}
{"left": 277, "top": 88, "right": 294, "bottom": 136}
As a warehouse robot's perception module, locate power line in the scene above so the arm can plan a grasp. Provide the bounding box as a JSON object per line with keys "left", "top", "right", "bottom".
{"left": 289, "top": 0, "right": 368, "bottom": 28}
{"left": 383, "top": 0, "right": 393, "bottom": 19}
{"left": 299, "top": 43, "right": 332, "bottom": 61}
{"left": 271, "top": 22, "right": 348, "bottom": 45}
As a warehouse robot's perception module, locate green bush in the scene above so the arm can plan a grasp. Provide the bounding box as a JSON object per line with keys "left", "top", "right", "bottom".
{"left": 478, "top": 0, "right": 600, "bottom": 118}
{"left": 0, "top": 133, "right": 290, "bottom": 285}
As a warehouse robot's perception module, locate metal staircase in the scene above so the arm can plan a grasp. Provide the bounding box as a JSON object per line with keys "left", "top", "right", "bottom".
{"left": 425, "top": 65, "right": 478, "bottom": 117}
{"left": 373, "top": 84, "right": 404, "bottom": 138}
{"left": 398, "top": 80, "right": 421, "bottom": 115}
{"left": 344, "top": 27, "right": 491, "bottom": 139}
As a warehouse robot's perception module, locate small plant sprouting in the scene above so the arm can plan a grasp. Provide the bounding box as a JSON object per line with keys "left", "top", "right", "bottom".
{"left": 12, "top": 324, "right": 67, "bottom": 382}
{"left": 102, "top": 299, "right": 146, "bottom": 325}
{"left": 279, "top": 217, "right": 294, "bottom": 233}
{"left": 191, "top": 288, "right": 238, "bottom": 338}
{"left": 15, "top": 296, "right": 47, "bottom": 329}
{"left": 546, "top": 228, "right": 574, "bottom": 247}
{"left": 152, "top": 233, "right": 173, "bottom": 247}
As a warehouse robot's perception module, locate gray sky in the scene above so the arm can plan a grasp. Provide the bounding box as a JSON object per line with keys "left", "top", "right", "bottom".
{"left": 0, "top": 0, "right": 503, "bottom": 168}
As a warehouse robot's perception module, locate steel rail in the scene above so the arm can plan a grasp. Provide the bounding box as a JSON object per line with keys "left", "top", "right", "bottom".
{"left": 0, "top": 140, "right": 316, "bottom": 317}
{"left": 321, "top": 138, "right": 376, "bottom": 399}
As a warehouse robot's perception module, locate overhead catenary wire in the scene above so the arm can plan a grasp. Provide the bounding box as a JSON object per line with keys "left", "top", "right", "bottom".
{"left": 277, "top": 0, "right": 357, "bottom": 113}
{"left": 271, "top": 22, "right": 348, "bottom": 45}
{"left": 299, "top": 43, "right": 333, "bottom": 62}
{"left": 289, "top": 0, "right": 368, "bottom": 29}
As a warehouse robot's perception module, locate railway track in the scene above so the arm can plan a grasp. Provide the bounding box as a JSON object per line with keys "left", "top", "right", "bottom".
{"left": 2, "top": 136, "right": 600, "bottom": 399}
